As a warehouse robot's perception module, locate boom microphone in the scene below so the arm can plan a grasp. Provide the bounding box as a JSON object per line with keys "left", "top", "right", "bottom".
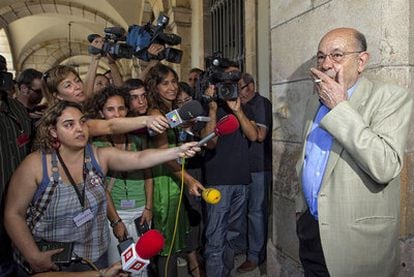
{"left": 165, "top": 100, "right": 204, "bottom": 128}
{"left": 104, "top": 26, "right": 126, "bottom": 37}
{"left": 120, "top": 229, "right": 164, "bottom": 273}
{"left": 197, "top": 114, "right": 239, "bottom": 146}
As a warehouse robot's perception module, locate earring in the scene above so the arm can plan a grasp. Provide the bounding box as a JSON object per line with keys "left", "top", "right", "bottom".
{"left": 52, "top": 137, "right": 61, "bottom": 150}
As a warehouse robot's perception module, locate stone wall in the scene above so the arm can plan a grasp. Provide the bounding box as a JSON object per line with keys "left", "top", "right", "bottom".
{"left": 268, "top": 0, "right": 414, "bottom": 276}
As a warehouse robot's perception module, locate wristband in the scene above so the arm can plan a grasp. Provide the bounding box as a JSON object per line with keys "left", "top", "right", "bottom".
{"left": 110, "top": 218, "right": 122, "bottom": 228}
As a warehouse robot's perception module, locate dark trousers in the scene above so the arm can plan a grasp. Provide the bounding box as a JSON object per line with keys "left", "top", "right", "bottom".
{"left": 296, "top": 210, "right": 330, "bottom": 277}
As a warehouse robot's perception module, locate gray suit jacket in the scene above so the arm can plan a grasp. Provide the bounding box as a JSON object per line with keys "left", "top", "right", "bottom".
{"left": 296, "top": 76, "right": 413, "bottom": 276}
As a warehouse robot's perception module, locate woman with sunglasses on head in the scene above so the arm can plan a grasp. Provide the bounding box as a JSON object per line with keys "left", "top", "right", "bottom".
{"left": 4, "top": 100, "right": 200, "bottom": 275}
{"left": 145, "top": 64, "right": 205, "bottom": 277}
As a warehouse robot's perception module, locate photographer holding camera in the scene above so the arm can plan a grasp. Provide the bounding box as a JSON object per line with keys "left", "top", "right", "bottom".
{"left": 84, "top": 34, "right": 123, "bottom": 97}
{"left": 87, "top": 13, "right": 182, "bottom": 66}
{"left": 199, "top": 59, "right": 258, "bottom": 277}
{"left": 86, "top": 32, "right": 167, "bottom": 95}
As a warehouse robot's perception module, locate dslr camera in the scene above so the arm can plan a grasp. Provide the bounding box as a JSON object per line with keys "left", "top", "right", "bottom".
{"left": 196, "top": 53, "right": 241, "bottom": 103}
{"left": 88, "top": 13, "right": 182, "bottom": 63}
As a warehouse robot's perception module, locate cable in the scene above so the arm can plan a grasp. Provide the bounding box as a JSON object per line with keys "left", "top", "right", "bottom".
{"left": 72, "top": 252, "right": 99, "bottom": 271}
{"left": 164, "top": 157, "right": 186, "bottom": 277}
{"left": 80, "top": 257, "right": 99, "bottom": 271}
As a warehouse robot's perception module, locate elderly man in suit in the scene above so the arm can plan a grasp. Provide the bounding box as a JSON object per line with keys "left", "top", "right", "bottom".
{"left": 295, "top": 27, "right": 413, "bottom": 276}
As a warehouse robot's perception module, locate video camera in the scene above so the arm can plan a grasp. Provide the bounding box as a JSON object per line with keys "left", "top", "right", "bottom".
{"left": 88, "top": 13, "right": 182, "bottom": 63}
{"left": 195, "top": 53, "right": 241, "bottom": 103}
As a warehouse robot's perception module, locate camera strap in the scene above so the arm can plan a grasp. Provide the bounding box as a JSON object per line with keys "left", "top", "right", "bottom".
{"left": 56, "top": 149, "right": 86, "bottom": 208}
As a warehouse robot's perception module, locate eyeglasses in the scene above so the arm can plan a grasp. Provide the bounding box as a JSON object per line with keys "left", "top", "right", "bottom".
{"left": 316, "top": 51, "right": 363, "bottom": 64}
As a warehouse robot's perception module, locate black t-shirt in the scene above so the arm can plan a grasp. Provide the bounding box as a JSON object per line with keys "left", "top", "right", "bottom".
{"left": 244, "top": 93, "right": 273, "bottom": 172}
{"left": 203, "top": 105, "right": 252, "bottom": 185}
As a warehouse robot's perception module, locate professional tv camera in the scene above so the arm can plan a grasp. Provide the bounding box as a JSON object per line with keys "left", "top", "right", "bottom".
{"left": 88, "top": 13, "right": 182, "bottom": 63}
{"left": 195, "top": 53, "right": 241, "bottom": 103}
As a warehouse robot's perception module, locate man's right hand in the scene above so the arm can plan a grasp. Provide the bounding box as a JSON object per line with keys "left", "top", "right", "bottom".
{"left": 29, "top": 248, "right": 63, "bottom": 272}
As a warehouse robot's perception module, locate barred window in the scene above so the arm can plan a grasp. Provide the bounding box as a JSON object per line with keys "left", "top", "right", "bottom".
{"left": 208, "top": 0, "right": 245, "bottom": 70}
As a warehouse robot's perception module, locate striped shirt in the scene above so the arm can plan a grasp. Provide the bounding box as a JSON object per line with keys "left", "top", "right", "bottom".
{"left": 0, "top": 94, "right": 32, "bottom": 199}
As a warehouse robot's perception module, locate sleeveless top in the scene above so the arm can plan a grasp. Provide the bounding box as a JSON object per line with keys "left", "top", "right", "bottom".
{"left": 15, "top": 144, "right": 109, "bottom": 273}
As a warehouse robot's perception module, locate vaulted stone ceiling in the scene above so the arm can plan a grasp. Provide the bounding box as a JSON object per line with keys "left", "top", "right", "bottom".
{"left": 0, "top": 0, "right": 155, "bottom": 75}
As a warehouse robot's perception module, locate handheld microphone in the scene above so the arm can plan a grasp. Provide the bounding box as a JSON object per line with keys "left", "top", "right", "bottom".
{"left": 197, "top": 114, "right": 240, "bottom": 146}
{"left": 166, "top": 100, "right": 204, "bottom": 128}
{"left": 120, "top": 230, "right": 165, "bottom": 273}
{"left": 202, "top": 188, "right": 221, "bottom": 204}
{"left": 149, "top": 100, "right": 204, "bottom": 136}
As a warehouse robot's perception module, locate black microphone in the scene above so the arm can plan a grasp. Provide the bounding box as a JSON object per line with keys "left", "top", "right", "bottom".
{"left": 165, "top": 100, "right": 204, "bottom": 128}
{"left": 148, "top": 100, "right": 204, "bottom": 136}
{"left": 104, "top": 27, "right": 126, "bottom": 37}
{"left": 157, "top": 32, "right": 182, "bottom": 45}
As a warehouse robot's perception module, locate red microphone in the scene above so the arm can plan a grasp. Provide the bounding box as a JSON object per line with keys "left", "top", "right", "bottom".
{"left": 197, "top": 114, "right": 240, "bottom": 146}
{"left": 121, "top": 230, "right": 165, "bottom": 273}
{"left": 136, "top": 229, "right": 165, "bottom": 259}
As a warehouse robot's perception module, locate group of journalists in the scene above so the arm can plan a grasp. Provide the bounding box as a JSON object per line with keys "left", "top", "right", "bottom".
{"left": 0, "top": 15, "right": 272, "bottom": 277}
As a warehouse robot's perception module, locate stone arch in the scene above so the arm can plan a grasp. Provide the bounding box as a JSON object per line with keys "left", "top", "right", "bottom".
{"left": 0, "top": 28, "right": 15, "bottom": 75}
{"left": 18, "top": 39, "right": 89, "bottom": 72}
{"left": 0, "top": 0, "right": 122, "bottom": 28}
{"left": 19, "top": 38, "right": 131, "bottom": 81}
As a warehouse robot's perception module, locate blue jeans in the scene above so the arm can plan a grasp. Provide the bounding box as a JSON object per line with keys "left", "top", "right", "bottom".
{"left": 232, "top": 171, "right": 270, "bottom": 264}
{"left": 204, "top": 185, "right": 247, "bottom": 277}
{"left": 247, "top": 171, "right": 270, "bottom": 264}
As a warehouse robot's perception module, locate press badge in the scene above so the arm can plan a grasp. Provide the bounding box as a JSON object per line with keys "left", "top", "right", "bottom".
{"left": 73, "top": 208, "right": 93, "bottom": 227}
{"left": 120, "top": 199, "right": 135, "bottom": 209}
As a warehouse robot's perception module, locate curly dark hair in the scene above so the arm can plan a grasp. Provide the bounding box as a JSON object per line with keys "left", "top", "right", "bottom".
{"left": 144, "top": 63, "right": 179, "bottom": 114}
{"left": 83, "top": 85, "right": 130, "bottom": 119}
{"left": 32, "top": 101, "right": 83, "bottom": 153}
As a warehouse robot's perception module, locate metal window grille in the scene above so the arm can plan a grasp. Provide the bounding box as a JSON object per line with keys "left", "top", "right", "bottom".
{"left": 208, "top": 0, "right": 245, "bottom": 70}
